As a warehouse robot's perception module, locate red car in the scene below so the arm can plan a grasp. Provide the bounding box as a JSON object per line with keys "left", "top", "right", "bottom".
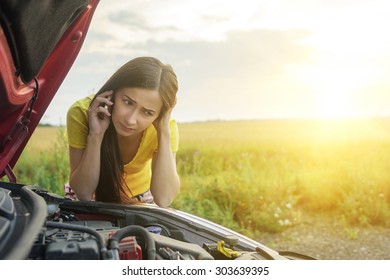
{"left": 0, "top": 0, "right": 313, "bottom": 260}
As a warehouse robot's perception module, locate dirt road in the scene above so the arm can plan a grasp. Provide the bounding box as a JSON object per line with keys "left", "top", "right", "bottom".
{"left": 256, "top": 215, "right": 390, "bottom": 260}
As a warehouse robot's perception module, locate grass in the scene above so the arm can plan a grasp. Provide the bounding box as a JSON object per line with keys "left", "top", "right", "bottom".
{"left": 3, "top": 118, "right": 390, "bottom": 238}
{"left": 9, "top": 127, "right": 69, "bottom": 194}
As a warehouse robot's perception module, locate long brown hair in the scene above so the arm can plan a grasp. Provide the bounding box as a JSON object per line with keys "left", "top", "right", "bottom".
{"left": 91, "top": 57, "right": 178, "bottom": 203}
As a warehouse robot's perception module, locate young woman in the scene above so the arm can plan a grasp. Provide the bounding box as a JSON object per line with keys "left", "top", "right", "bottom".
{"left": 65, "top": 57, "right": 180, "bottom": 207}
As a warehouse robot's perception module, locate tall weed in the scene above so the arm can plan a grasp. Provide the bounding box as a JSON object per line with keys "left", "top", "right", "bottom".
{"left": 12, "top": 127, "right": 69, "bottom": 194}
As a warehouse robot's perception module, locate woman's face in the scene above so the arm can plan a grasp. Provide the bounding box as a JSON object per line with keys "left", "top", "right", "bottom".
{"left": 111, "top": 87, "right": 162, "bottom": 137}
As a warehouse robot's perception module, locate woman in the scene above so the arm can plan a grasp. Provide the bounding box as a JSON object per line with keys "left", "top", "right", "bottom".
{"left": 65, "top": 57, "right": 180, "bottom": 207}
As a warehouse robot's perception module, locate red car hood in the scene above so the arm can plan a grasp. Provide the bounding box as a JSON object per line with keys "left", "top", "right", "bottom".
{"left": 0, "top": 0, "right": 99, "bottom": 181}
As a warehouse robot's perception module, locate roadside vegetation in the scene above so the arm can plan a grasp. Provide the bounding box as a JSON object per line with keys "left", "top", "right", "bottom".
{"left": 6, "top": 119, "right": 390, "bottom": 238}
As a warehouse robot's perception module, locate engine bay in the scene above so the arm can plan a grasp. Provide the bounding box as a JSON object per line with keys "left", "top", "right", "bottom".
{"left": 34, "top": 213, "right": 216, "bottom": 260}
{"left": 0, "top": 182, "right": 313, "bottom": 260}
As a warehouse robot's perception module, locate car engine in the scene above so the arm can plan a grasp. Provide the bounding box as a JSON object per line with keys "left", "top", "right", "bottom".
{"left": 0, "top": 182, "right": 313, "bottom": 260}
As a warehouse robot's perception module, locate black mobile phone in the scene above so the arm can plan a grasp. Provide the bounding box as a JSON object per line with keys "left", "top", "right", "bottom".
{"left": 97, "top": 95, "right": 112, "bottom": 120}
{"left": 98, "top": 103, "right": 109, "bottom": 120}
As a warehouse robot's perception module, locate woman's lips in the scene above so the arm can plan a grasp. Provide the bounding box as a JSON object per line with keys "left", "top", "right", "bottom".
{"left": 120, "top": 123, "right": 136, "bottom": 133}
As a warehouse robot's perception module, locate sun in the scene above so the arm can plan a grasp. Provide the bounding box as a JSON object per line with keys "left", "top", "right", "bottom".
{"left": 318, "top": 92, "right": 351, "bottom": 119}
{"left": 296, "top": 62, "right": 368, "bottom": 120}
{"left": 315, "top": 69, "right": 358, "bottom": 119}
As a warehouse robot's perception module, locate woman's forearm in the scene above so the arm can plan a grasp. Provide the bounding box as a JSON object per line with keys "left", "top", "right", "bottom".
{"left": 69, "top": 135, "right": 103, "bottom": 200}
{"left": 69, "top": 91, "right": 113, "bottom": 200}
{"left": 150, "top": 129, "right": 180, "bottom": 207}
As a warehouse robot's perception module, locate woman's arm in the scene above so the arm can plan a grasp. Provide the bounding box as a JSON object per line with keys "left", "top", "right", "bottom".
{"left": 150, "top": 131, "right": 180, "bottom": 207}
{"left": 68, "top": 91, "right": 113, "bottom": 200}
{"left": 150, "top": 111, "right": 180, "bottom": 207}
{"left": 68, "top": 136, "right": 102, "bottom": 200}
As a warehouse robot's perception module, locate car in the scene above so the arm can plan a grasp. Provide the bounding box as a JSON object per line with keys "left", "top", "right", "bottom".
{"left": 0, "top": 0, "right": 314, "bottom": 260}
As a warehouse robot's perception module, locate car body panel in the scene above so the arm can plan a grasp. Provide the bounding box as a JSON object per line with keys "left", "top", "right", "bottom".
{"left": 0, "top": 0, "right": 99, "bottom": 180}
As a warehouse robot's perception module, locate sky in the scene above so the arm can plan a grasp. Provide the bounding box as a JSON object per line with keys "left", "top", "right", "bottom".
{"left": 42, "top": 0, "right": 390, "bottom": 125}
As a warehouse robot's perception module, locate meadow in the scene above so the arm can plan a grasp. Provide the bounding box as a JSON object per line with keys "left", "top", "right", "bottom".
{"left": 7, "top": 119, "right": 390, "bottom": 238}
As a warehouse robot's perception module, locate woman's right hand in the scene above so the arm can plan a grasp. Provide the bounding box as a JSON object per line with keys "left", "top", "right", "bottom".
{"left": 87, "top": 90, "right": 114, "bottom": 137}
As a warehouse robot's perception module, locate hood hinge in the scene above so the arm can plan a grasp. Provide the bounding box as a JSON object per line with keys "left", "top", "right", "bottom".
{"left": 0, "top": 78, "right": 38, "bottom": 182}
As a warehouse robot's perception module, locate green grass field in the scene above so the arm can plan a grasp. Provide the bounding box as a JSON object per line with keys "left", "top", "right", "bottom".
{"left": 5, "top": 119, "right": 390, "bottom": 237}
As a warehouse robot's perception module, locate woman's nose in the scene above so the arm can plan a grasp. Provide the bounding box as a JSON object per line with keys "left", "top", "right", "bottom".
{"left": 125, "top": 110, "right": 138, "bottom": 125}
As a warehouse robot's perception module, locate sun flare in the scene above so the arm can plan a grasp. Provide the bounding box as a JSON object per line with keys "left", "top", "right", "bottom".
{"left": 294, "top": 58, "right": 379, "bottom": 120}
{"left": 315, "top": 69, "right": 358, "bottom": 119}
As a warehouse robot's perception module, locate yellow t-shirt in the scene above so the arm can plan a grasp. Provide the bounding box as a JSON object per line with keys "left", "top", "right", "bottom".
{"left": 66, "top": 95, "right": 179, "bottom": 197}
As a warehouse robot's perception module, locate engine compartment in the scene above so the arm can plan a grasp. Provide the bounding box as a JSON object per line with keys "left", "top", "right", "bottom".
{"left": 1, "top": 182, "right": 313, "bottom": 260}
{"left": 31, "top": 204, "right": 271, "bottom": 260}
{"left": 32, "top": 215, "right": 215, "bottom": 260}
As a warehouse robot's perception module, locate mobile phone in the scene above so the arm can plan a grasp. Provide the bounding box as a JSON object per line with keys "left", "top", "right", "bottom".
{"left": 97, "top": 96, "right": 112, "bottom": 120}
{"left": 98, "top": 104, "right": 109, "bottom": 120}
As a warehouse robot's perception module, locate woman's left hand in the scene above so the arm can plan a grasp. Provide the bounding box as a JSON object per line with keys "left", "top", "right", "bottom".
{"left": 153, "top": 107, "right": 173, "bottom": 134}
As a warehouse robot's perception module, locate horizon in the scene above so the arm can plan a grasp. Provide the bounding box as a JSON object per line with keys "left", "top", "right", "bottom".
{"left": 39, "top": 115, "right": 390, "bottom": 127}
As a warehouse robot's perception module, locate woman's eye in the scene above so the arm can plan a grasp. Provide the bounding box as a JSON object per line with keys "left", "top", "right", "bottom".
{"left": 123, "top": 99, "right": 133, "bottom": 105}
{"left": 145, "top": 111, "right": 154, "bottom": 116}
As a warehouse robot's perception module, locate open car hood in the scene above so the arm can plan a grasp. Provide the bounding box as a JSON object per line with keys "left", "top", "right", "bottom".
{"left": 0, "top": 0, "right": 99, "bottom": 181}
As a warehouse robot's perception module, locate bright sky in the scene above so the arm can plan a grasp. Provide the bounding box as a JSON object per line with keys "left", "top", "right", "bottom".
{"left": 43, "top": 0, "right": 390, "bottom": 125}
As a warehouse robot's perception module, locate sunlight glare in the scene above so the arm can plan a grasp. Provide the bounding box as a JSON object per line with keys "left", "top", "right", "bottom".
{"left": 315, "top": 68, "right": 357, "bottom": 119}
